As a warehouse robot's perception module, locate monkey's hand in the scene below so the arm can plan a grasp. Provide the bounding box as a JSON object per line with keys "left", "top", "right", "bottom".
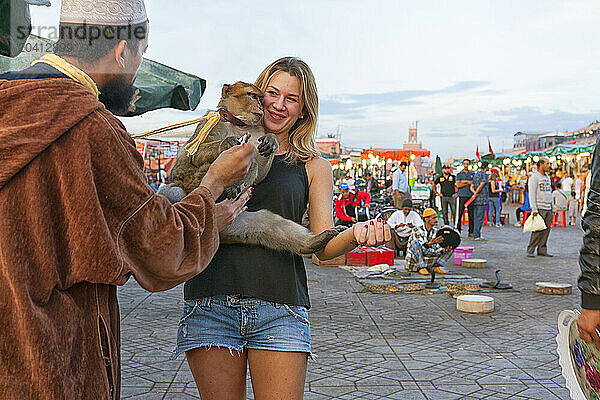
{"left": 219, "top": 136, "right": 242, "bottom": 153}
{"left": 257, "top": 134, "right": 279, "bottom": 157}
{"left": 223, "top": 183, "right": 243, "bottom": 199}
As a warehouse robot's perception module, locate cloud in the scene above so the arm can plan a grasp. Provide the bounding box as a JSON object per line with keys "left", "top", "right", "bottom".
{"left": 478, "top": 107, "right": 600, "bottom": 137}
{"left": 320, "top": 81, "right": 489, "bottom": 116}
{"left": 426, "top": 130, "right": 468, "bottom": 138}
{"left": 439, "top": 81, "right": 489, "bottom": 94}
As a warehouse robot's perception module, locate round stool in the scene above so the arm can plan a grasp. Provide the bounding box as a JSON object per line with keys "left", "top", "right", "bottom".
{"left": 462, "top": 259, "right": 487, "bottom": 269}
{"left": 456, "top": 295, "right": 494, "bottom": 313}
{"left": 535, "top": 282, "right": 572, "bottom": 295}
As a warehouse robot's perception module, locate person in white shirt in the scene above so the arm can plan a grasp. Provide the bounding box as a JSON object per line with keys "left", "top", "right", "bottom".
{"left": 561, "top": 174, "right": 574, "bottom": 194}
{"left": 392, "top": 161, "right": 410, "bottom": 208}
{"left": 568, "top": 190, "right": 579, "bottom": 225}
{"left": 552, "top": 183, "right": 568, "bottom": 211}
{"left": 574, "top": 173, "right": 584, "bottom": 200}
{"left": 385, "top": 199, "right": 423, "bottom": 255}
{"left": 158, "top": 166, "right": 168, "bottom": 184}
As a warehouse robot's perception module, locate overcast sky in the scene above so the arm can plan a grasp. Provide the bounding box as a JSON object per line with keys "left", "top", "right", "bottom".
{"left": 31, "top": 0, "right": 600, "bottom": 159}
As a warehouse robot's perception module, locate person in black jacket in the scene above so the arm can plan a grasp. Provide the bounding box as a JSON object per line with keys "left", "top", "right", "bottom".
{"left": 364, "top": 171, "right": 380, "bottom": 195}
{"left": 578, "top": 136, "right": 600, "bottom": 346}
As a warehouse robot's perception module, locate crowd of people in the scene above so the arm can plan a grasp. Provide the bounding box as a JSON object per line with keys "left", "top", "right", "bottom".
{"left": 514, "top": 169, "right": 588, "bottom": 228}
{"left": 335, "top": 155, "right": 589, "bottom": 269}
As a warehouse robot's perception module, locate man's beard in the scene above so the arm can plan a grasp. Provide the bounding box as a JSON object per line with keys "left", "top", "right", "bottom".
{"left": 98, "top": 75, "right": 136, "bottom": 116}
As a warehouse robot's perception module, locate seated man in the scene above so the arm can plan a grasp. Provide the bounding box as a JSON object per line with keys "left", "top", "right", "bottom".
{"left": 386, "top": 199, "right": 423, "bottom": 255}
{"left": 335, "top": 182, "right": 371, "bottom": 226}
{"left": 404, "top": 208, "right": 454, "bottom": 275}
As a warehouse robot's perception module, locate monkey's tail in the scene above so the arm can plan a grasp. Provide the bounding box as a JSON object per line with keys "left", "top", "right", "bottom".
{"left": 220, "top": 210, "right": 338, "bottom": 256}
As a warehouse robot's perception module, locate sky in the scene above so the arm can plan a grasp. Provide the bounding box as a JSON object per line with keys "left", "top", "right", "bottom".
{"left": 30, "top": 0, "right": 600, "bottom": 159}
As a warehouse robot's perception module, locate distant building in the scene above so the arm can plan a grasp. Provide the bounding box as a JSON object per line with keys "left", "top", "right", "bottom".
{"left": 512, "top": 131, "right": 541, "bottom": 152}
{"left": 525, "top": 131, "right": 569, "bottom": 152}
{"left": 315, "top": 137, "right": 341, "bottom": 158}
{"left": 403, "top": 122, "right": 430, "bottom": 177}
{"left": 569, "top": 121, "right": 600, "bottom": 145}
{"left": 403, "top": 122, "right": 423, "bottom": 151}
{"left": 512, "top": 122, "right": 600, "bottom": 153}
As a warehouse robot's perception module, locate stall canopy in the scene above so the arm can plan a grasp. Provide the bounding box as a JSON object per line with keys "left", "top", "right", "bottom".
{"left": 499, "top": 144, "right": 595, "bottom": 160}
{"left": 361, "top": 148, "right": 430, "bottom": 160}
{"left": 0, "top": 34, "right": 206, "bottom": 116}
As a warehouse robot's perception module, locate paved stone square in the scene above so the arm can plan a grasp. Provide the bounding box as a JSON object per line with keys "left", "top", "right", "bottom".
{"left": 119, "top": 211, "right": 582, "bottom": 399}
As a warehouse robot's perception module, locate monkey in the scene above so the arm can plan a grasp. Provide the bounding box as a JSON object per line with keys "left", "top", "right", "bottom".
{"left": 158, "top": 81, "right": 338, "bottom": 256}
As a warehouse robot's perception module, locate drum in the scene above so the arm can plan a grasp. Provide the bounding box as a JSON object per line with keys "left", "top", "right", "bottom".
{"left": 355, "top": 206, "right": 370, "bottom": 222}
{"left": 557, "top": 310, "right": 599, "bottom": 399}
{"left": 435, "top": 226, "right": 461, "bottom": 248}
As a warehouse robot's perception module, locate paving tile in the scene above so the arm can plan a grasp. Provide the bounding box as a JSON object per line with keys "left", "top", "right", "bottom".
{"left": 118, "top": 218, "right": 578, "bottom": 398}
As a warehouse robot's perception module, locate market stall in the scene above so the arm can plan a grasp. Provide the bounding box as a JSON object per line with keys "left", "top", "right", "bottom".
{"left": 359, "top": 148, "right": 430, "bottom": 186}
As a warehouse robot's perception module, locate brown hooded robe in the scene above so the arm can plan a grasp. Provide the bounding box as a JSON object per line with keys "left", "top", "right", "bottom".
{"left": 0, "top": 77, "right": 219, "bottom": 399}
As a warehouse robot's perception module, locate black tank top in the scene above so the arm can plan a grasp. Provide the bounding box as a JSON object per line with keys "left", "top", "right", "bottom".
{"left": 184, "top": 155, "right": 311, "bottom": 308}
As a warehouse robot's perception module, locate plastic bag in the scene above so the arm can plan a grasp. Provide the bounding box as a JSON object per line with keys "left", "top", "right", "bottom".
{"left": 523, "top": 214, "right": 547, "bottom": 233}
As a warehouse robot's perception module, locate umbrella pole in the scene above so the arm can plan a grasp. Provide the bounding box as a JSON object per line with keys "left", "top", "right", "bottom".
{"left": 455, "top": 196, "right": 460, "bottom": 228}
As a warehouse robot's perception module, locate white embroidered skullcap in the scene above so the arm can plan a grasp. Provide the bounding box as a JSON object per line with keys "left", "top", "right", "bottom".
{"left": 60, "top": 0, "right": 148, "bottom": 26}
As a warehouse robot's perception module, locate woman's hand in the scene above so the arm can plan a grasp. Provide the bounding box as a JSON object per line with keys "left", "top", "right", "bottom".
{"left": 214, "top": 186, "right": 252, "bottom": 232}
{"left": 352, "top": 219, "right": 391, "bottom": 247}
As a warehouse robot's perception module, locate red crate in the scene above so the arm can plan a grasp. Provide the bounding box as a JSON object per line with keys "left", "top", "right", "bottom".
{"left": 365, "top": 247, "right": 394, "bottom": 266}
{"left": 346, "top": 247, "right": 367, "bottom": 266}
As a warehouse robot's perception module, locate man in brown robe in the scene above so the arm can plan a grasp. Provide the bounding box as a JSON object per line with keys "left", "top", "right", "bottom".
{"left": 0, "top": 1, "right": 255, "bottom": 398}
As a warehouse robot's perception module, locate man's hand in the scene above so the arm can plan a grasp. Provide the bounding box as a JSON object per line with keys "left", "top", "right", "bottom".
{"left": 428, "top": 236, "right": 444, "bottom": 246}
{"left": 353, "top": 219, "right": 391, "bottom": 247}
{"left": 214, "top": 187, "right": 252, "bottom": 232}
{"left": 351, "top": 217, "right": 357, "bottom": 223}
{"left": 452, "top": 193, "right": 457, "bottom": 199}
{"left": 444, "top": 246, "right": 453, "bottom": 253}
{"left": 578, "top": 309, "right": 600, "bottom": 349}
{"left": 201, "top": 143, "right": 256, "bottom": 199}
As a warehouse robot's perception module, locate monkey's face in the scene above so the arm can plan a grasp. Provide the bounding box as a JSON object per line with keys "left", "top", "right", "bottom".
{"left": 220, "top": 82, "right": 264, "bottom": 126}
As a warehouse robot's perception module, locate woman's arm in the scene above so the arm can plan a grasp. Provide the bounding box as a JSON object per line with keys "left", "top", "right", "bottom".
{"left": 306, "top": 157, "right": 389, "bottom": 260}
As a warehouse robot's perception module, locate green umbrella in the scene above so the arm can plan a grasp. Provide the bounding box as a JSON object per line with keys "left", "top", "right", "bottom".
{"left": 435, "top": 155, "right": 442, "bottom": 176}
{"left": 0, "top": 0, "right": 31, "bottom": 58}
{"left": 122, "top": 57, "right": 205, "bottom": 117}
{"left": 0, "top": 34, "right": 206, "bottom": 116}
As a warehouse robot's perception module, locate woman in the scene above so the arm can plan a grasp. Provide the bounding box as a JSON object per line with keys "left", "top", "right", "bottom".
{"left": 515, "top": 177, "right": 531, "bottom": 227}
{"left": 173, "top": 57, "right": 390, "bottom": 400}
{"left": 488, "top": 172, "right": 502, "bottom": 227}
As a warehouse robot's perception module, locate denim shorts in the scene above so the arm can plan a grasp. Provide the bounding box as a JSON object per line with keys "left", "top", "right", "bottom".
{"left": 172, "top": 295, "right": 311, "bottom": 359}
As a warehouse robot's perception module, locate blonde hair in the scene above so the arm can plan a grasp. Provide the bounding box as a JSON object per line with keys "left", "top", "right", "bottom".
{"left": 255, "top": 57, "right": 319, "bottom": 163}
